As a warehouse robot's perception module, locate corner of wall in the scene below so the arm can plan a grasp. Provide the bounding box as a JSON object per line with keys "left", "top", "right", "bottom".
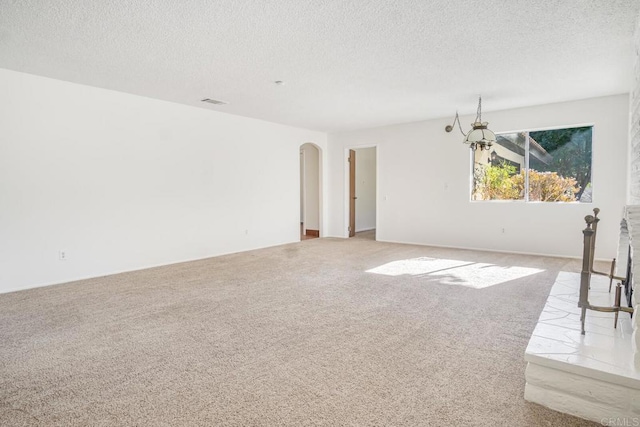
{"left": 629, "top": 13, "right": 640, "bottom": 204}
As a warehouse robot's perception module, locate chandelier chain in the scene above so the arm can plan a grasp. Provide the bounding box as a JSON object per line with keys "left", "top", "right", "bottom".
{"left": 454, "top": 112, "right": 466, "bottom": 136}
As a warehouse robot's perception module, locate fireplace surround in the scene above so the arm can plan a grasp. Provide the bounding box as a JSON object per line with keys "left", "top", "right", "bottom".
{"left": 621, "top": 206, "right": 640, "bottom": 366}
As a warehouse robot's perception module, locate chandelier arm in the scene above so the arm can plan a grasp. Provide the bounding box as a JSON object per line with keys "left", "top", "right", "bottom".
{"left": 445, "top": 112, "right": 468, "bottom": 136}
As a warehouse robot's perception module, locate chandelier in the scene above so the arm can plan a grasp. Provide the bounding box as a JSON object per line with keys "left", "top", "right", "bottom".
{"left": 445, "top": 96, "right": 496, "bottom": 151}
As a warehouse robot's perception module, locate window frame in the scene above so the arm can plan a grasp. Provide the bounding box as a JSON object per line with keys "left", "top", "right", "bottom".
{"left": 469, "top": 123, "right": 595, "bottom": 204}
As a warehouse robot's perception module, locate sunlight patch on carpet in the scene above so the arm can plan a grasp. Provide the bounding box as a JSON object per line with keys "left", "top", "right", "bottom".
{"left": 366, "top": 257, "right": 544, "bottom": 289}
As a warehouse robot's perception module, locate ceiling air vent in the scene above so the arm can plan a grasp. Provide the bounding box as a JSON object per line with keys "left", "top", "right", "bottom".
{"left": 201, "top": 98, "right": 228, "bottom": 105}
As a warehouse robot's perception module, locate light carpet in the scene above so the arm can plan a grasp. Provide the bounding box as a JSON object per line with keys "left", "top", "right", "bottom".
{"left": 0, "top": 237, "right": 597, "bottom": 426}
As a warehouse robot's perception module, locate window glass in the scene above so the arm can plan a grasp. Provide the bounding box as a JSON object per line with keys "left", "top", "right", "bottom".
{"left": 528, "top": 127, "right": 592, "bottom": 202}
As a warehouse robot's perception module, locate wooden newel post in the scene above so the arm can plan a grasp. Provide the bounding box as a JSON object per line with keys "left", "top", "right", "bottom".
{"left": 580, "top": 215, "right": 595, "bottom": 335}
{"left": 591, "top": 209, "right": 600, "bottom": 268}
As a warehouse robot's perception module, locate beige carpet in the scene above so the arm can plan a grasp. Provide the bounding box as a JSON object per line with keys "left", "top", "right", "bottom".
{"left": 0, "top": 237, "right": 597, "bottom": 426}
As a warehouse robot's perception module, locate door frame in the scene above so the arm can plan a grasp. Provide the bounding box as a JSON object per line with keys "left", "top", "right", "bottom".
{"left": 343, "top": 144, "right": 379, "bottom": 239}
{"left": 348, "top": 149, "right": 356, "bottom": 237}
{"left": 300, "top": 148, "right": 306, "bottom": 236}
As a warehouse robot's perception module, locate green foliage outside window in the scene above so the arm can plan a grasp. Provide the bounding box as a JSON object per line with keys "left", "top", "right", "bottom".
{"left": 474, "top": 162, "right": 580, "bottom": 202}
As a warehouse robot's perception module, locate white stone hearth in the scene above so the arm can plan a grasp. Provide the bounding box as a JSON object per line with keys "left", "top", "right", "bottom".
{"left": 525, "top": 272, "right": 639, "bottom": 422}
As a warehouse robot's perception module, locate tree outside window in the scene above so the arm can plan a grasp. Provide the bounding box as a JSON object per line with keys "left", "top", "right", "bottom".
{"left": 471, "top": 126, "right": 593, "bottom": 202}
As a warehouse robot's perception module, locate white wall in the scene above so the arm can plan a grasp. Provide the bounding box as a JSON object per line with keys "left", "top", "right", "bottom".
{"left": 0, "top": 68, "right": 327, "bottom": 293}
{"left": 301, "top": 143, "right": 320, "bottom": 231}
{"left": 354, "top": 147, "right": 376, "bottom": 231}
{"left": 328, "top": 95, "right": 629, "bottom": 259}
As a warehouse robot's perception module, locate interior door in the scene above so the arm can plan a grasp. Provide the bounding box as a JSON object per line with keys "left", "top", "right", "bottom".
{"left": 349, "top": 149, "right": 356, "bottom": 237}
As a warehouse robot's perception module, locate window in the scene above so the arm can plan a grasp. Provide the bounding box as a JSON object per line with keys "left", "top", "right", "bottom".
{"left": 471, "top": 126, "right": 593, "bottom": 203}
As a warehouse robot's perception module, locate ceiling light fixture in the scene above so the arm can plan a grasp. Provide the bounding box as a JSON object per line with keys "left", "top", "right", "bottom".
{"left": 445, "top": 96, "right": 496, "bottom": 151}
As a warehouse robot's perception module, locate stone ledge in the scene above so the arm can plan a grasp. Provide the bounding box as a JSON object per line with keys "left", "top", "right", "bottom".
{"left": 526, "top": 363, "right": 638, "bottom": 411}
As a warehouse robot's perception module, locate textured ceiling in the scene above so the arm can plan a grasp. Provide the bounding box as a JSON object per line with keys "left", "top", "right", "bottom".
{"left": 1, "top": 0, "right": 638, "bottom": 132}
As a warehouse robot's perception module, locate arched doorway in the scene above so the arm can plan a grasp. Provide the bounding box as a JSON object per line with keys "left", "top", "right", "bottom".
{"left": 300, "top": 143, "right": 321, "bottom": 240}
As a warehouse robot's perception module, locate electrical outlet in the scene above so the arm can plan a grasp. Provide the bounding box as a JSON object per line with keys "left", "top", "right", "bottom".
{"left": 59, "top": 251, "right": 67, "bottom": 260}
{"left": 501, "top": 228, "right": 506, "bottom": 234}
